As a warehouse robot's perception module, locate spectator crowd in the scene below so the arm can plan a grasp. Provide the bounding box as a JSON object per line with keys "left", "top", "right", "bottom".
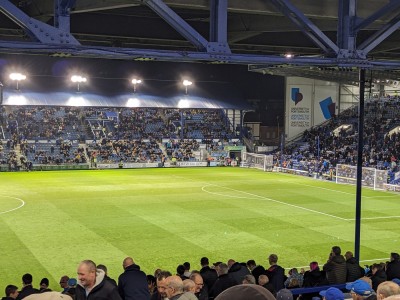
{"left": 3, "top": 247, "right": 400, "bottom": 300}
{"left": 275, "top": 96, "right": 400, "bottom": 184}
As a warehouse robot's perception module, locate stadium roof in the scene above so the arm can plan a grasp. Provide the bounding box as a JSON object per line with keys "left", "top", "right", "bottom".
{"left": 1, "top": 0, "right": 400, "bottom": 87}
{"left": 2, "top": 76, "right": 254, "bottom": 109}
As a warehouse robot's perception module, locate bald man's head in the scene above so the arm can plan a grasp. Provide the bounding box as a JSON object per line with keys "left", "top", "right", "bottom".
{"left": 165, "top": 276, "right": 184, "bottom": 298}
{"left": 123, "top": 257, "right": 134, "bottom": 269}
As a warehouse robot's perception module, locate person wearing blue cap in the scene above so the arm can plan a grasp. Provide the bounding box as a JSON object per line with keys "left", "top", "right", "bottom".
{"left": 319, "top": 287, "right": 345, "bottom": 300}
{"left": 346, "top": 279, "right": 376, "bottom": 300}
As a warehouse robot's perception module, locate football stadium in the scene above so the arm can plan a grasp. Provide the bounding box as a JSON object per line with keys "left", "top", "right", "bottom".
{"left": 2, "top": 1, "right": 400, "bottom": 300}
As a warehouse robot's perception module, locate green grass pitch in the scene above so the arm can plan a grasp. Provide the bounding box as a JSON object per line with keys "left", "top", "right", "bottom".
{"left": 1, "top": 167, "right": 400, "bottom": 292}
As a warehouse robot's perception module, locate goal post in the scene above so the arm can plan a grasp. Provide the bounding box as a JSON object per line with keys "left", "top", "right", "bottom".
{"left": 243, "top": 152, "right": 274, "bottom": 171}
{"left": 336, "top": 164, "right": 387, "bottom": 190}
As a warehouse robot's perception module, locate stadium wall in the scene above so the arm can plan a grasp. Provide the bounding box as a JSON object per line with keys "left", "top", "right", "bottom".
{"left": 285, "top": 77, "right": 339, "bottom": 139}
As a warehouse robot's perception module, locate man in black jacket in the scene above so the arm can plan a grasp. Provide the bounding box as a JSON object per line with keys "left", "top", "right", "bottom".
{"left": 227, "top": 260, "right": 250, "bottom": 285}
{"left": 200, "top": 257, "right": 218, "bottom": 291}
{"left": 265, "top": 254, "right": 285, "bottom": 292}
{"left": 209, "top": 263, "right": 236, "bottom": 299}
{"left": 118, "top": 257, "right": 150, "bottom": 300}
{"left": 386, "top": 252, "right": 400, "bottom": 280}
{"left": 75, "top": 260, "right": 121, "bottom": 300}
{"left": 247, "top": 260, "right": 265, "bottom": 285}
{"left": 16, "top": 274, "right": 39, "bottom": 300}
{"left": 323, "top": 246, "right": 347, "bottom": 284}
{"left": 345, "top": 251, "right": 364, "bottom": 282}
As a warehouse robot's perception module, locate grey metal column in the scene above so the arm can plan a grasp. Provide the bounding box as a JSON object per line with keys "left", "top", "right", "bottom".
{"left": 354, "top": 68, "right": 365, "bottom": 262}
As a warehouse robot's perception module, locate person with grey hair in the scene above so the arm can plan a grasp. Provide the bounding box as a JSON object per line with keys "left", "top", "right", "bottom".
{"left": 242, "top": 275, "right": 256, "bottom": 285}
{"left": 164, "top": 276, "right": 197, "bottom": 300}
{"left": 75, "top": 259, "right": 121, "bottom": 300}
{"left": 209, "top": 263, "right": 236, "bottom": 299}
{"left": 183, "top": 279, "right": 196, "bottom": 293}
{"left": 189, "top": 272, "right": 208, "bottom": 300}
{"left": 377, "top": 281, "right": 400, "bottom": 300}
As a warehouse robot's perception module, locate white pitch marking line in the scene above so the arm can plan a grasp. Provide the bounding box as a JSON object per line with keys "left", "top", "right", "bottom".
{"left": 278, "top": 180, "right": 359, "bottom": 197}
{"left": 279, "top": 180, "right": 400, "bottom": 199}
{"left": 346, "top": 215, "right": 400, "bottom": 221}
{"left": 0, "top": 196, "right": 25, "bottom": 215}
{"left": 202, "top": 183, "right": 348, "bottom": 221}
{"left": 200, "top": 186, "right": 256, "bottom": 199}
{"left": 286, "top": 258, "right": 388, "bottom": 270}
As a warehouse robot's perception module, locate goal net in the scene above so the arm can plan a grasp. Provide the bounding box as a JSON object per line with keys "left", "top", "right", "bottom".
{"left": 243, "top": 153, "right": 274, "bottom": 171}
{"left": 336, "top": 164, "right": 387, "bottom": 190}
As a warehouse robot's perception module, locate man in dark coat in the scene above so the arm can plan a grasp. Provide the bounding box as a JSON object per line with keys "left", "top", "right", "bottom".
{"left": 227, "top": 260, "right": 250, "bottom": 285}
{"left": 118, "top": 257, "right": 150, "bottom": 300}
{"left": 247, "top": 260, "right": 265, "bottom": 285}
{"left": 209, "top": 263, "right": 236, "bottom": 299}
{"left": 345, "top": 251, "right": 365, "bottom": 282}
{"left": 75, "top": 260, "right": 122, "bottom": 300}
{"left": 16, "top": 274, "right": 39, "bottom": 300}
{"left": 265, "top": 254, "right": 285, "bottom": 292}
{"left": 386, "top": 252, "right": 400, "bottom": 280}
{"left": 323, "top": 246, "right": 347, "bottom": 284}
{"left": 200, "top": 257, "right": 218, "bottom": 291}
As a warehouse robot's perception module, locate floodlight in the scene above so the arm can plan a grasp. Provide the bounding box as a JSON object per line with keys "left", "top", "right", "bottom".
{"left": 182, "top": 79, "right": 193, "bottom": 95}
{"left": 71, "top": 75, "right": 87, "bottom": 91}
{"left": 9, "top": 73, "right": 26, "bottom": 90}
{"left": 183, "top": 80, "right": 192, "bottom": 86}
{"left": 131, "top": 78, "right": 142, "bottom": 93}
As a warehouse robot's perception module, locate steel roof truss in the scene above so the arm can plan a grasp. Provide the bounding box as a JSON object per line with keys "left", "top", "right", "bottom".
{"left": 269, "top": 0, "right": 339, "bottom": 55}
{"left": 143, "top": 0, "right": 208, "bottom": 51}
{"left": 358, "top": 13, "right": 400, "bottom": 54}
{"left": 209, "top": 0, "right": 231, "bottom": 54}
{"left": 354, "top": 1, "right": 400, "bottom": 32}
{"left": 54, "top": 0, "right": 76, "bottom": 32}
{"left": 0, "top": 0, "right": 79, "bottom": 45}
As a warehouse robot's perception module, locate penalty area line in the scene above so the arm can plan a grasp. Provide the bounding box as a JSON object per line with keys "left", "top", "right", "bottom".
{"left": 202, "top": 183, "right": 348, "bottom": 221}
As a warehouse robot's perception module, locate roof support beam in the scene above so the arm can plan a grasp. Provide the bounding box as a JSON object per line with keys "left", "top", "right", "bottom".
{"left": 337, "top": 0, "right": 366, "bottom": 59}
{"left": 355, "top": 1, "right": 400, "bottom": 31}
{"left": 337, "top": 0, "right": 357, "bottom": 53}
{"left": 54, "top": 0, "right": 76, "bottom": 32}
{"left": 2, "top": 40, "right": 400, "bottom": 68}
{"left": 0, "top": 0, "right": 79, "bottom": 45}
{"left": 269, "top": 0, "right": 339, "bottom": 55}
{"left": 143, "top": 0, "right": 208, "bottom": 51}
{"left": 209, "top": 0, "right": 231, "bottom": 53}
{"left": 358, "top": 13, "right": 400, "bottom": 54}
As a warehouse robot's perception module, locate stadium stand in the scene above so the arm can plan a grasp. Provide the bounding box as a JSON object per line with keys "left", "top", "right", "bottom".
{"left": 274, "top": 96, "right": 400, "bottom": 184}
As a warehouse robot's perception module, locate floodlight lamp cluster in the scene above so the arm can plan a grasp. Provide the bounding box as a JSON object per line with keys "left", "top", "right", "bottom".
{"left": 9, "top": 72, "right": 26, "bottom": 90}
{"left": 10, "top": 73, "right": 26, "bottom": 81}
{"left": 71, "top": 75, "right": 87, "bottom": 83}
{"left": 183, "top": 79, "right": 192, "bottom": 86}
{"left": 132, "top": 78, "right": 142, "bottom": 93}
{"left": 183, "top": 79, "right": 193, "bottom": 95}
{"left": 71, "top": 75, "right": 87, "bottom": 92}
